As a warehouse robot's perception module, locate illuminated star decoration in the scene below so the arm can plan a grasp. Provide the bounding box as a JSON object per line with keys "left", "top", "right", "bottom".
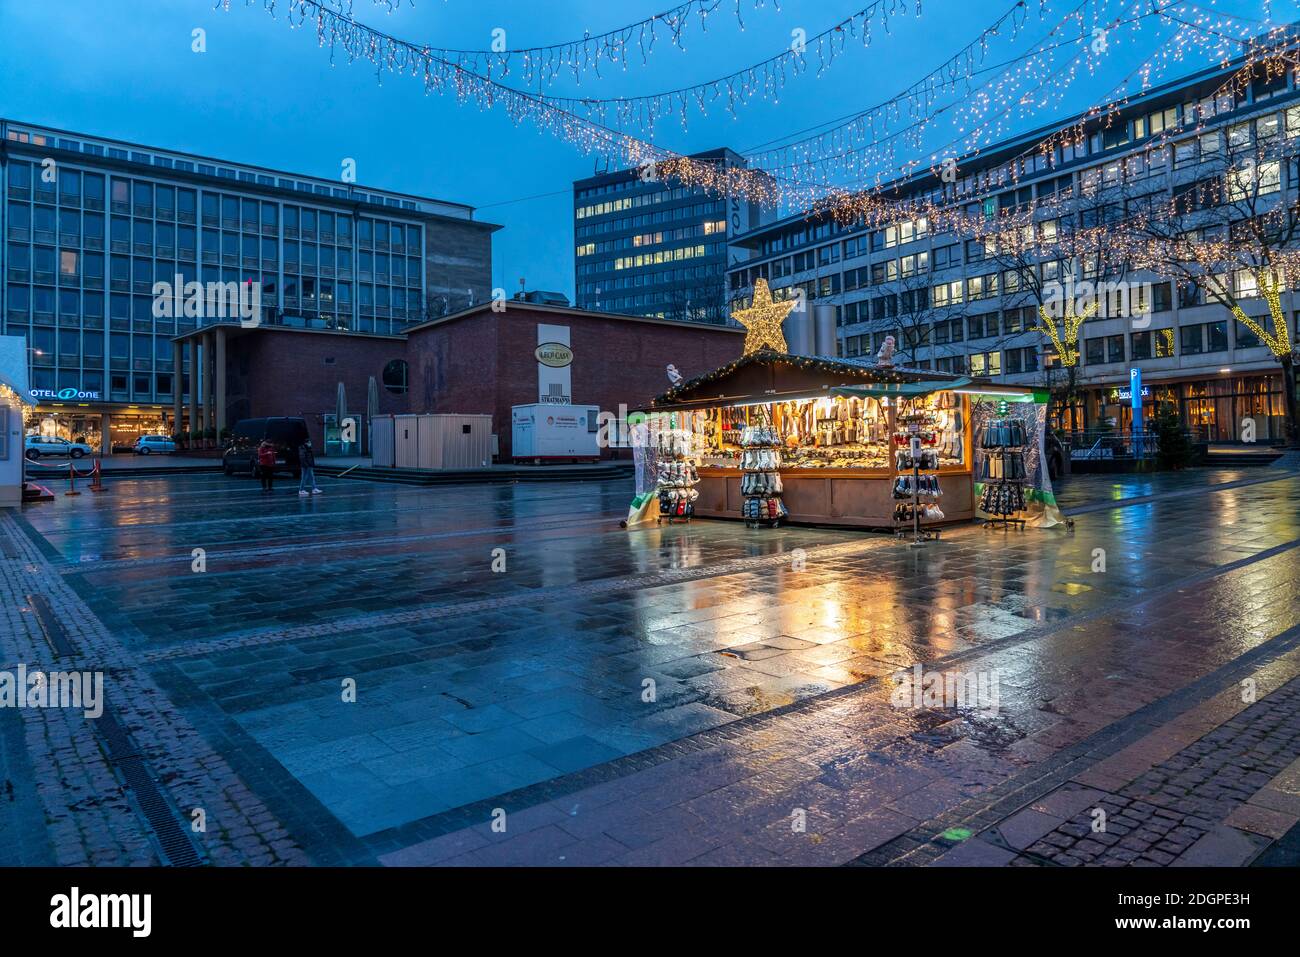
{"left": 733, "top": 278, "right": 795, "bottom": 355}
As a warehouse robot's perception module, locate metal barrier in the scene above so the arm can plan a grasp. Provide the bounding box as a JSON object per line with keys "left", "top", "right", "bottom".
{"left": 24, "top": 457, "right": 107, "bottom": 494}
{"left": 1064, "top": 431, "right": 1164, "bottom": 460}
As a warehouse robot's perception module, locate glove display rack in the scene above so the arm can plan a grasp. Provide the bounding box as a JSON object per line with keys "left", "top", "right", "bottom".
{"left": 739, "top": 412, "right": 787, "bottom": 528}
{"left": 892, "top": 411, "right": 943, "bottom": 545}
{"left": 978, "top": 416, "right": 1029, "bottom": 531}
{"left": 654, "top": 429, "right": 700, "bottom": 524}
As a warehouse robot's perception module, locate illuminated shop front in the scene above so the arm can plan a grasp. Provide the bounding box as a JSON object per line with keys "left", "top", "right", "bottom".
{"left": 23, "top": 396, "right": 180, "bottom": 454}
{"left": 1083, "top": 372, "right": 1284, "bottom": 443}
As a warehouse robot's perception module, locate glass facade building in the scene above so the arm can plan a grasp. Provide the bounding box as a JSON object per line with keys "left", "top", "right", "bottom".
{"left": 574, "top": 147, "right": 767, "bottom": 325}
{"left": 2, "top": 119, "right": 496, "bottom": 450}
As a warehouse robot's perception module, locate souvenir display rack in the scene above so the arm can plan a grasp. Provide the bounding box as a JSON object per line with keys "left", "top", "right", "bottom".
{"left": 654, "top": 428, "right": 700, "bottom": 525}
{"left": 979, "top": 416, "right": 1029, "bottom": 531}
{"left": 739, "top": 407, "right": 787, "bottom": 528}
{"left": 892, "top": 411, "right": 944, "bottom": 544}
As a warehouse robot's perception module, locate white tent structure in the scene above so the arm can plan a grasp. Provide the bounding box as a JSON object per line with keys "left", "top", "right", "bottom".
{"left": 0, "top": 336, "right": 33, "bottom": 507}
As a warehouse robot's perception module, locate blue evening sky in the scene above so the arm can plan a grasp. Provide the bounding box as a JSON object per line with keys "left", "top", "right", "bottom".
{"left": 0, "top": 0, "right": 1278, "bottom": 295}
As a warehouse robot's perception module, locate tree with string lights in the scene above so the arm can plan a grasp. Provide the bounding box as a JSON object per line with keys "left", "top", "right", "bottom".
{"left": 982, "top": 187, "right": 1128, "bottom": 429}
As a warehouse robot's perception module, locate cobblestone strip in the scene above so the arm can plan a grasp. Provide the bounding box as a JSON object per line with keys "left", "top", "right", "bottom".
{"left": 1016, "top": 677, "right": 1300, "bottom": 866}
{"left": 0, "top": 513, "right": 309, "bottom": 865}
{"left": 850, "top": 629, "right": 1300, "bottom": 867}
{"left": 1, "top": 541, "right": 156, "bottom": 864}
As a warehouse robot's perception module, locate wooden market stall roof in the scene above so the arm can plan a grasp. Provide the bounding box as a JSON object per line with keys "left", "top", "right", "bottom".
{"left": 651, "top": 350, "right": 992, "bottom": 411}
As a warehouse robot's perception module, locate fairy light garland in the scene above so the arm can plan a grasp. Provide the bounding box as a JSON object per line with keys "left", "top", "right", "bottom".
{"left": 240, "top": 0, "right": 788, "bottom": 90}
{"left": 233, "top": 0, "right": 1286, "bottom": 244}
{"left": 657, "top": 350, "right": 956, "bottom": 404}
{"left": 1033, "top": 300, "right": 1099, "bottom": 367}
{"left": 537, "top": 0, "right": 929, "bottom": 135}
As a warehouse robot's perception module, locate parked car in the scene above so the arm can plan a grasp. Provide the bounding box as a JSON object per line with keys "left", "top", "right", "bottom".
{"left": 222, "top": 417, "right": 309, "bottom": 477}
{"left": 133, "top": 434, "right": 177, "bottom": 455}
{"left": 24, "top": 436, "right": 94, "bottom": 459}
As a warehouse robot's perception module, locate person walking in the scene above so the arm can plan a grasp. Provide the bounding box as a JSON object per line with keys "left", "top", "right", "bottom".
{"left": 256, "top": 439, "right": 276, "bottom": 492}
{"left": 298, "top": 440, "right": 321, "bottom": 496}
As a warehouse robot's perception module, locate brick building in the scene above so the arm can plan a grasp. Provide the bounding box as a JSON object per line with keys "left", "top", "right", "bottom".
{"left": 177, "top": 302, "right": 744, "bottom": 458}
{"left": 403, "top": 301, "right": 744, "bottom": 458}
{"left": 172, "top": 324, "right": 409, "bottom": 451}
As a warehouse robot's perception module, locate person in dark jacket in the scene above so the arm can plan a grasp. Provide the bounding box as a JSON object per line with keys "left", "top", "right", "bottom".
{"left": 297, "top": 440, "right": 321, "bottom": 496}
{"left": 256, "top": 440, "right": 276, "bottom": 492}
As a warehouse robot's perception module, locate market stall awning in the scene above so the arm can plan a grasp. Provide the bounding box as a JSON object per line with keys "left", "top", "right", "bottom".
{"left": 0, "top": 335, "right": 32, "bottom": 405}
{"left": 830, "top": 378, "right": 972, "bottom": 399}
{"left": 831, "top": 380, "right": 1043, "bottom": 402}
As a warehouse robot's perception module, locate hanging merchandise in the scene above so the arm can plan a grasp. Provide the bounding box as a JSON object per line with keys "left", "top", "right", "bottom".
{"left": 654, "top": 428, "right": 700, "bottom": 524}
{"left": 977, "top": 416, "right": 1029, "bottom": 529}
{"left": 892, "top": 408, "right": 944, "bottom": 545}
{"left": 739, "top": 409, "right": 787, "bottom": 528}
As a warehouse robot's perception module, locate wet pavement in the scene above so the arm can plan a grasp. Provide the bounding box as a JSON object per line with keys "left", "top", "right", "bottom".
{"left": 2, "top": 465, "right": 1299, "bottom": 866}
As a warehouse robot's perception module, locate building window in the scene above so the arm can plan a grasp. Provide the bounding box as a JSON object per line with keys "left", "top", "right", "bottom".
{"left": 1106, "top": 334, "right": 1125, "bottom": 364}
{"left": 382, "top": 358, "right": 409, "bottom": 394}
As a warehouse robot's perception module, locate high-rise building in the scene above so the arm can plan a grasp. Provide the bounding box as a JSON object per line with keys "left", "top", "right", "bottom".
{"left": 574, "top": 147, "right": 766, "bottom": 325}
{"left": 1, "top": 119, "right": 499, "bottom": 450}
{"left": 726, "top": 54, "right": 1300, "bottom": 444}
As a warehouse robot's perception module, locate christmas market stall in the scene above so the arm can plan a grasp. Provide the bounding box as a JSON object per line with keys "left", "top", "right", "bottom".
{"left": 627, "top": 350, "right": 1066, "bottom": 533}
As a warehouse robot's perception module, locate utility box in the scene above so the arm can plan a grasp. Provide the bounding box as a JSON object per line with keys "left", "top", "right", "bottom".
{"left": 510, "top": 404, "right": 600, "bottom": 462}
{"left": 370, "top": 414, "right": 395, "bottom": 468}
{"left": 379, "top": 413, "right": 494, "bottom": 469}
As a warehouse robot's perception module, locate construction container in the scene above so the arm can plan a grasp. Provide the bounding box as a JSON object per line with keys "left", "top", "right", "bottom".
{"left": 372, "top": 413, "right": 494, "bottom": 470}
{"left": 510, "top": 404, "right": 601, "bottom": 462}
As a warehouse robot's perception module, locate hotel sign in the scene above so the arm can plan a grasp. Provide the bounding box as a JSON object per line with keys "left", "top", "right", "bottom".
{"left": 29, "top": 387, "right": 101, "bottom": 401}
{"left": 1108, "top": 384, "right": 1150, "bottom": 402}
{"left": 534, "top": 343, "right": 573, "bottom": 368}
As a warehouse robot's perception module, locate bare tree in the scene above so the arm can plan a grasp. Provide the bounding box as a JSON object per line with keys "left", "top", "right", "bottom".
{"left": 663, "top": 274, "right": 729, "bottom": 324}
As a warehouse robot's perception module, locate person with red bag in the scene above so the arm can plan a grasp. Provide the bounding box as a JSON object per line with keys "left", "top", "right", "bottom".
{"left": 256, "top": 440, "right": 277, "bottom": 492}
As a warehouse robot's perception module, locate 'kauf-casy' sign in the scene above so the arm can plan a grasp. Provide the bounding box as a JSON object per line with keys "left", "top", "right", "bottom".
{"left": 534, "top": 342, "right": 574, "bottom": 368}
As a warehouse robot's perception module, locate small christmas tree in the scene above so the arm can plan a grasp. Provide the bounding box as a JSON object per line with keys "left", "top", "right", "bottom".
{"left": 1155, "top": 404, "right": 1192, "bottom": 470}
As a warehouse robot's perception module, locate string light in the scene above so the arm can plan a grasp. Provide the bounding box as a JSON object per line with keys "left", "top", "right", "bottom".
{"left": 236, "top": 0, "right": 789, "bottom": 90}
{"left": 235, "top": 0, "right": 1292, "bottom": 247}
{"left": 658, "top": 351, "right": 958, "bottom": 404}
{"left": 1033, "top": 300, "right": 1099, "bottom": 367}
{"left": 538, "top": 1, "right": 929, "bottom": 135}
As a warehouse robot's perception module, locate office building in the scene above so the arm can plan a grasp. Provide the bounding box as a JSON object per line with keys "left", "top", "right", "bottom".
{"left": 726, "top": 54, "right": 1300, "bottom": 443}
{"left": 1, "top": 119, "right": 498, "bottom": 451}
{"left": 574, "top": 147, "right": 766, "bottom": 325}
